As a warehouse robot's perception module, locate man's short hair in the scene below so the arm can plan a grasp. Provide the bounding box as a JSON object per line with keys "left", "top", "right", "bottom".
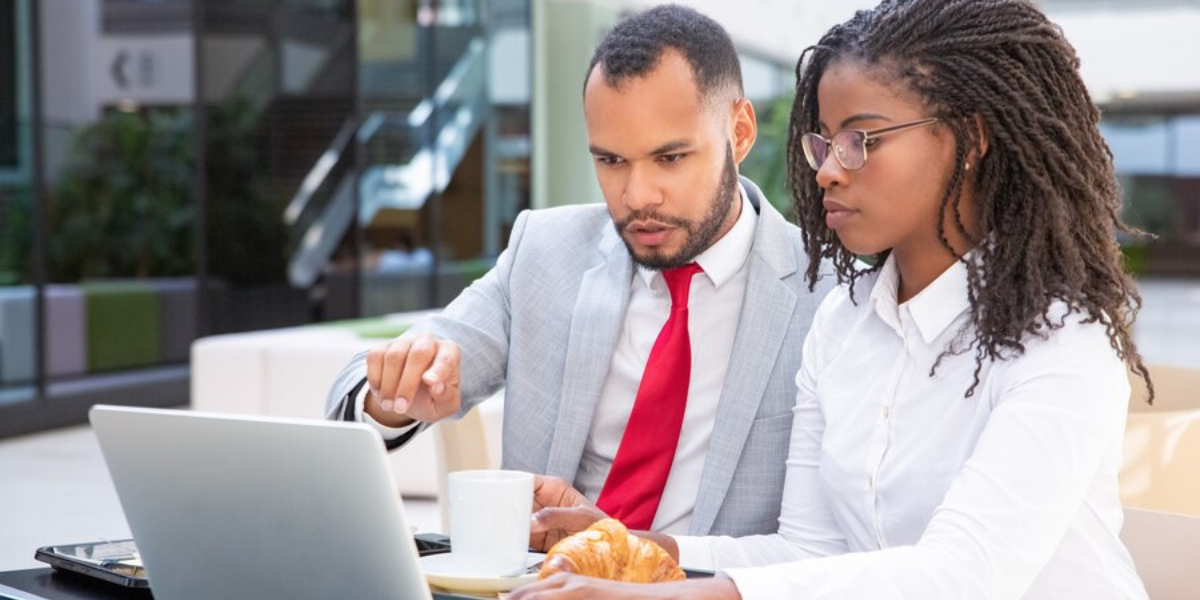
{"left": 585, "top": 4, "right": 744, "bottom": 104}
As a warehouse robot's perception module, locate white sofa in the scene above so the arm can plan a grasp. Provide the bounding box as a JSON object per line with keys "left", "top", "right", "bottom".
{"left": 190, "top": 311, "right": 503, "bottom": 498}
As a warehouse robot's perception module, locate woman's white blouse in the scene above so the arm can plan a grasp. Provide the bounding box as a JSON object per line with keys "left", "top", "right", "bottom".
{"left": 674, "top": 256, "right": 1147, "bottom": 600}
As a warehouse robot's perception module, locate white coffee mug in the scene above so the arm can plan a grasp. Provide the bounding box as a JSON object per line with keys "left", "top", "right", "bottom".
{"left": 447, "top": 469, "right": 534, "bottom": 576}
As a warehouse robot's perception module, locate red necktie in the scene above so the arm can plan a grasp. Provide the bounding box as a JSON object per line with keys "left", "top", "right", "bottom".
{"left": 596, "top": 263, "right": 703, "bottom": 530}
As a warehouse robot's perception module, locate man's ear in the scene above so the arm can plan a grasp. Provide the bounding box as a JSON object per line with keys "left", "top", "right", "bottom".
{"left": 729, "top": 97, "right": 757, "bottom": 164}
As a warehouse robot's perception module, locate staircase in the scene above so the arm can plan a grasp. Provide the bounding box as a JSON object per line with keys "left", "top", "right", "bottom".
{"left": 284, "top": 28, "right": 489, "bottom": 289}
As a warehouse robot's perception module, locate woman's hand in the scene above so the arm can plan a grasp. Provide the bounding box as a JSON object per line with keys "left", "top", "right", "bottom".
{"left": 509, "top": 573, "right": 742, "bottom": 600}
{"left": 530, "top": 475, "right": 608, "bottom": 551}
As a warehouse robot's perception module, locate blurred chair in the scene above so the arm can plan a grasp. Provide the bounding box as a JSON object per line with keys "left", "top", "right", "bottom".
{"left": 44, "top": 285, "right": 86, "bottom": 378}
{"left": 0, "top": 286, "right": 34, "bottom": 384}
{"left": 83, "top": 281, "right": 162, "bottom": 373}
{"left": 1127, "top": 364, "right": 1200, "bottom": 410}
{"left": 1121, "top": 365, "right": 1200, "bottom": 516}
{"left": 190, "top": 310, "right": 453, "bottom": 498}
{"left": 1121, "top": 507, "right": 1200, "bottom": 600}
{"left": 151, "top": 278, "right": 198, "bottom": 363}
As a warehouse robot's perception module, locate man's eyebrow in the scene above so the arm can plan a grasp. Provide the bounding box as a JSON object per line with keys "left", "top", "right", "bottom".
{"left": 588, "top": 141, "right": 692, "bottom": 157}
{"left": 649, "top": 140, "right": 691, "bottom": 155}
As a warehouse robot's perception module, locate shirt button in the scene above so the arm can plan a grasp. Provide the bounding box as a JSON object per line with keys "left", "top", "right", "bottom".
{"left": 881, "top": 406, "right": 890, "bottom": 420}
{"left": 868, "top": 476, "right": 875, "bottom": 489}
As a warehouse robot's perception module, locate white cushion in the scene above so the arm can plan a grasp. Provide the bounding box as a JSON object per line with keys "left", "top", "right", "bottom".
{"left": 190, "top": 312, "right": 502, "bottom": 498}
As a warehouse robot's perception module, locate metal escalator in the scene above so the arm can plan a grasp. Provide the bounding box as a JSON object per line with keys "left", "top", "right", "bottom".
{"left": 284, "top": 31, "right": 488, "bottom": 289}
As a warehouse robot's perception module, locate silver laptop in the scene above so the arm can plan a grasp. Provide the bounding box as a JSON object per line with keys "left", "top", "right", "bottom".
{"left": 89, "top": 405, "right": 432, "bottom": 600}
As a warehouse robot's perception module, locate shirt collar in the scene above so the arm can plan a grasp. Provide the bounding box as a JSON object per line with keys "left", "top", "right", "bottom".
{"left": 636, "top": 183, "right": 758, "bottom": 290}
{"left": 871, "top": 253, "right": 972, "bottom": 344}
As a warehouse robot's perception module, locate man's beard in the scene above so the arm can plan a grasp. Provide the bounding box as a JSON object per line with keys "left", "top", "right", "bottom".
{"left": 614, "top": 144, "right": 740, "bottom": 271}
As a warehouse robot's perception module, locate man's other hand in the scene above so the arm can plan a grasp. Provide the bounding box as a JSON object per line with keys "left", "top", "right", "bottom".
{"left": 364, "top": 333, "right": 462, "bottom": 427}
{"left": 529, "top": 475, "right": 608, "bottom": 551}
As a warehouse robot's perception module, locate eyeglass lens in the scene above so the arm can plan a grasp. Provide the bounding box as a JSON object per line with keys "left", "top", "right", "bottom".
{"left": 803, "top": 131, "right": 866, "bottom": 170}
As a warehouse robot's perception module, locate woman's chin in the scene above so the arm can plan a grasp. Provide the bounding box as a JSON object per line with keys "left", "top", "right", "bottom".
{"left": 834, "top": 233, "right": 885, "bottom": 259}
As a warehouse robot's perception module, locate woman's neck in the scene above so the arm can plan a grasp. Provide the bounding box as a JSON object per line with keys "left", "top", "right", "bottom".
{"left": 894, "top": 248, "right": 957, "bottom": 305}
{"left": 894, "top": 188, "right": 980, "bottom": 304}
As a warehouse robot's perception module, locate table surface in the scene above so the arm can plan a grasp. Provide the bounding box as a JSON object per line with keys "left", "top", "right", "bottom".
{"left": 0, "top": 567, "right": 504, "bottom": 600}
{"left": 0, "top": 569, "right": 150, "bottom": 600}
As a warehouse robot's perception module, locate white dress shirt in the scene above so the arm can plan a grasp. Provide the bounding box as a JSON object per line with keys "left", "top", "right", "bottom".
{"left": 359, "top": 188, "right": 758, "bottom": 536}
{"left": 675, "top": 255, "right": 1147, "bottom": 600}
{"left": 573, "top": 188, "right": 758, "bottom": 534}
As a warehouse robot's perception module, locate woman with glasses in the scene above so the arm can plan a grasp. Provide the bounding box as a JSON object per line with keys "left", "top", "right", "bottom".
{"left": 513, "top": 0, "right": 1153, "bottom": 598}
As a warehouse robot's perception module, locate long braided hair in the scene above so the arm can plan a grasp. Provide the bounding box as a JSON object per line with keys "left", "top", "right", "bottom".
{"left": 789, "top": 0, "right": 1153, "bottom": 399}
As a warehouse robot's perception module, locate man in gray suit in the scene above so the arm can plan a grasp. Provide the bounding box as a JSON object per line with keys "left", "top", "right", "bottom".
{"left": 326, "top": 5, "right": 830, "bottom": 545}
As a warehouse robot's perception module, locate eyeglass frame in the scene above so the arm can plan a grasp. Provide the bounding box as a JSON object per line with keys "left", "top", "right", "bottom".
{"left": 801, "top": 117, "right": 940, "bottom": 171}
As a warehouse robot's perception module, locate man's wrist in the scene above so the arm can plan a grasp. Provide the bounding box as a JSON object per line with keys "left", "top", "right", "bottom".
{"left": 356, "top": 384, "right": 419, "bottom": 434}
{"left": 365, "top": 407, "right": 417, "bottom": 429}
{"left": 365, "top": 403, "right": 417, "bottom": 428}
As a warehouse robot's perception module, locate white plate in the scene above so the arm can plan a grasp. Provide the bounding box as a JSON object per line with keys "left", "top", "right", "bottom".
{"left": 421, "top": 552, "right": 547, "bottom": 593}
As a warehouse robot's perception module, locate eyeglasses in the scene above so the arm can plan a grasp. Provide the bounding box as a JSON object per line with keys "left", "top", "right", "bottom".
{"left": 800, "top": 117, "right": 939, "bottom": 171}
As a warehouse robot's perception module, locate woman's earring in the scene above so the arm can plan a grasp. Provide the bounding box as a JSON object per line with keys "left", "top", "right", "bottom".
{"left": 964, "top": 162, "right": 971, "bottom": 171}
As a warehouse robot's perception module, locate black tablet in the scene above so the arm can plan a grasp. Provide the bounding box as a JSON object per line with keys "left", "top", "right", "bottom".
{"left": 34, "top": 540, "right": 148, "bottom": 588}
{"left": 33, "top": 533, "right": 453, "bottom": 591}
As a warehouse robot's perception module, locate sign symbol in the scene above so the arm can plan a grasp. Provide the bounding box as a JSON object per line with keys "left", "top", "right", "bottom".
{"left": 111, "top": 50, "right": 129, "bottom": 90}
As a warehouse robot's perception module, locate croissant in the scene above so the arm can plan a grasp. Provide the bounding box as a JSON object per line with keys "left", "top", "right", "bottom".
{"left": 538, "top": 518, "right": 686, "bottom": 583}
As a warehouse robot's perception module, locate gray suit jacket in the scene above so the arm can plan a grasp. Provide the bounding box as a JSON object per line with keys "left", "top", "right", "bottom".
{"left": 326, "top": 177, "right": 832, "bottom": 537}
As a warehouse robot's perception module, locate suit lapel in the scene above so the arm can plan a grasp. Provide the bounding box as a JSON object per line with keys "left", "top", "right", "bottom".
{"left": 689, "top": 179, "right": 799, "bottom": 534}
{"left": 545, "top": 236, "right": 632, "bottom": 481}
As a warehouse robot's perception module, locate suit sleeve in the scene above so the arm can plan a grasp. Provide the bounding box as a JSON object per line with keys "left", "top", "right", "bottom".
{"left": 323, "top": 210, "right": 533, "bottom": 449}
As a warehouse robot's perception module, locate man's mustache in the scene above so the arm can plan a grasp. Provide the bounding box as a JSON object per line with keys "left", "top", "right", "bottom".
{"left": 615, "top": 211, "right": 690, "bottom": 231}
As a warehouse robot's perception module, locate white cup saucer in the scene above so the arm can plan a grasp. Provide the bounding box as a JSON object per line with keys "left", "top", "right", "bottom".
{"left": 421, "top": 551, "right": 547, "bottom": 593}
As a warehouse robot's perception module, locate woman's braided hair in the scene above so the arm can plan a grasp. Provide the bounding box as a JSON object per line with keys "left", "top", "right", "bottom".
{"left": 789, "top": 0, "right": 1153, "bottom": 399}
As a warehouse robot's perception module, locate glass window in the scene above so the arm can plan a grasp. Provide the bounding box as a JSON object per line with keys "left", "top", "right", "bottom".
{"left": 0, "top": 0, "right": 17, "bottom": 170}
{"left": 1107, "top": 115, "right": 1200, "bottom": 248}
{"left": 201, "top": 0, "right": 350, "bottom": 332}
{"left": 1174, "top": 116, "right": 1200, "bottom": 178}
{"left": 342, "top": 0, "right": 528, "bottom": 318}
{"left": 0, "top": 0, "right": 36, "bottom": 412}
{"left": 39, "top": 0, "right": 197, "bottom": 389}
{"left": 3, "top": 0, "right": 536, "bottom": 436}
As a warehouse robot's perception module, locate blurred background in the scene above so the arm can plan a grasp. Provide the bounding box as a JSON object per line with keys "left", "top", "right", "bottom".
{"left": 1, "top": 1, "right": 1198, "bottom": 566}
{"left": 1, "top": 0, "right": 1197, "bottom": 437}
